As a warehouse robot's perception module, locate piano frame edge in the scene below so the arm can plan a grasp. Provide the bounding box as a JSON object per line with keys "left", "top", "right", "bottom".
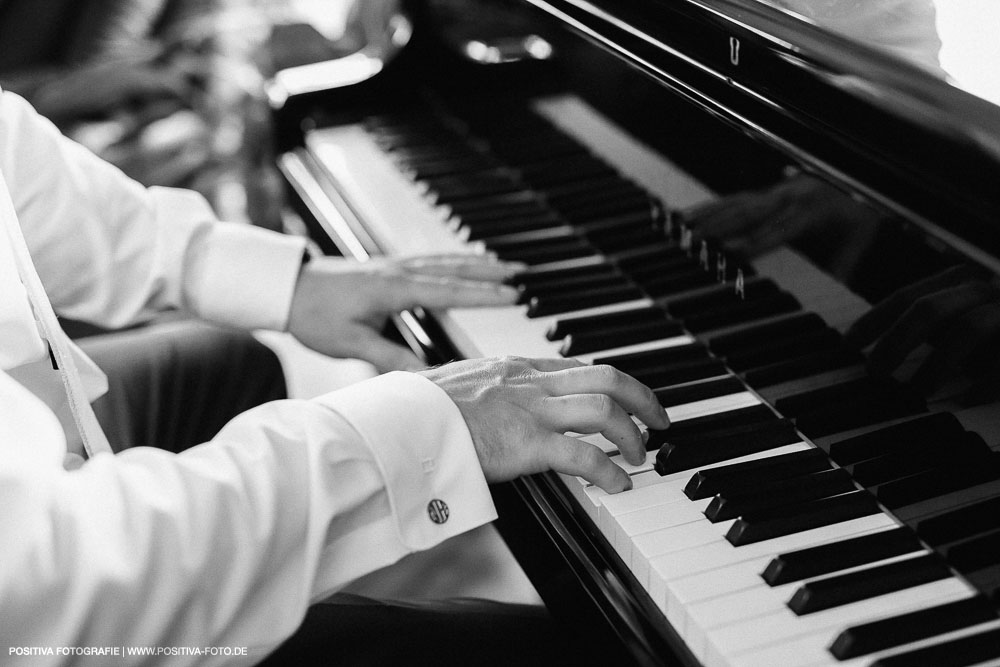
{"left": 278, "top": 147, "right": 703, "bottom": 667}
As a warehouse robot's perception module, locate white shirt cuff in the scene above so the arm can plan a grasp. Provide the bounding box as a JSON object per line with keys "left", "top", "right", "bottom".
{"left": 173, "top": 193, "right": 307, "bottom": 331}
{"left": 314, "top": 372, "right": 498, "bottom": 551}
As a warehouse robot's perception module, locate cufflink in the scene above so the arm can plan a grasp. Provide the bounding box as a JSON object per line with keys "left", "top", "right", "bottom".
{"left": 427, "top": 499, "right": 450, "bottom": 524}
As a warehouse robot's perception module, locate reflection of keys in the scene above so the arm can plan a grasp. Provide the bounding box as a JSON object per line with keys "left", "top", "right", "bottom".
{"left": 301, "top": 95, "right": 1000, "bottom": 666}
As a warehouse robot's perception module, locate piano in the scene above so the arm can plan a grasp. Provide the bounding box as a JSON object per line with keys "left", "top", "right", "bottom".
{"left": 269, "top": 1, "right": 1000, "bottom": 665}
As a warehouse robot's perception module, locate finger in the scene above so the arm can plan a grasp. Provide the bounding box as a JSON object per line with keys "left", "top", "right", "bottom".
{"left": 526, "top": 357, "right": 586, "bottom": 372}
{"left": 543, "top": 364, "right": 670, "bottom": 430}
{"left": 381, "top": 273, "right": 520, "bottom": 309}
{"left": 909, "top": 302, "right": 1000, "bottom": 393}
{"left": 866, "top": 282, "right": 996, "bottom": 376}
{"left": 683, "top": 193, "right": 760, "bottom": 240}
{"left": 539, "top": 395, "right": 645, "bottom": 465}
{"left": 398, "top": 254, "right": 527, "bottom": 281}
{"left": 845, "top": 265, "right": 975, "bottom": 348}
{"left": 541, "top": 433, "right": 632, "bottom": 493}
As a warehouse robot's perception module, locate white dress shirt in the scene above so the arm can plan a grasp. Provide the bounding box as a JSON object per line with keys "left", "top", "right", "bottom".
{"left": 0, "top": 87, "right": 497, "bottom": 665}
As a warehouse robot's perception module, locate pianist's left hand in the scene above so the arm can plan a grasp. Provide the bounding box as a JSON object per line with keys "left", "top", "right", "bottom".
{"left": 287, "top": 253, "right": 522, "bottom": 372}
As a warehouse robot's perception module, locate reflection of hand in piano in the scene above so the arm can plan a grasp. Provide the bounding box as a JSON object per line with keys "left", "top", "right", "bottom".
{"left": 287, "top": 253, "right": 521, "bottom": 372}
{"left": 681, "top": 173, "right": 882, "bottom": 278}
{"left": 422, "top": 356, "right": 670, "bottom": 492}
{"left": 846, "top": 265, "right": 1000, "bottom": 398}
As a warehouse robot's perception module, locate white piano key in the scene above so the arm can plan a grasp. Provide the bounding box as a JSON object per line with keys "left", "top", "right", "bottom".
{"left": 645, "top": 514, "right": 896, "bottom": 614}
{"left": 684, "top": 552, "right": 929, "bottom": 645}
{"left": 666, "top": 543, "right": 922, "bottom": 628}
{"left": 575, "top": 334, "right": 697, "bottom": 364}
{"left": 701, "top": 578, "right": 973, "bottom": 664}
{"left": 632, "top": 520, "right": 739, "bottom": 588}
{"left": 560, "top": 469, "right": 667, "bottom": 520}
{"left": 609, "top": 450, "right": 658, "bottom": 476}
{"left": 668, "top": 392, "right": 761, "bottom": 422}
{"left": 615, "top": 497, "right": 713, "bottom": 556}
{"left": 754, "top": 618, "right": 1000, "bottom": 667}
{"left": 663, "top": 557, "right": 771, "bottom": 630}
{"left": 596, "top": 442, "right": 811, "bottom": 533}
{"left": 307, "top": 128, "right": 468, "bottom": 256}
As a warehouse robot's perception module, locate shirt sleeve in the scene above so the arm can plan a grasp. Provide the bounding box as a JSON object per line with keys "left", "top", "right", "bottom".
{"left": 0, "top": 87, "right": 306, "bottom": 332}
{"left": 0, "top": 372, "right": 496, "bottom": 666}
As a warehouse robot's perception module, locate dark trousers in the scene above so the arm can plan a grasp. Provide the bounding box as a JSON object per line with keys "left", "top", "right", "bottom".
{"left": 79, "top": 320, "right": 588, "bottom": 666}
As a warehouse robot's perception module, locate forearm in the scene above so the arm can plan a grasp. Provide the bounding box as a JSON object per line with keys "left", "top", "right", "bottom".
{"left": 0, "top": 87, "right": 305, "bottom": 331}
{"left": 0, "top": 373, "right": 495, "bottom": 664}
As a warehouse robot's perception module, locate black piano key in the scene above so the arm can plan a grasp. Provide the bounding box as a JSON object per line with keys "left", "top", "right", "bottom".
{"left": 560, "top": 320, "right": 684, "bottom": 356}
{"left": 850, "top": 431, "right": 991, "bottom": 488}
{"left": 659, "top": 404, "right": 777, "bottom": 440}
{"left": 741, "top": 348, "right": 864, "bottom": 387}
{"left": 707, "top": 312, "right": 827, "bottom": 355}
{"left": 589, "top": 228, "right": 668, "bottom": 254}
{"left": 788, "top": 553, "right": 951, "bottom": 615}
{"left": 593, "top": 342, "right": 709, "bottom": 373}
{"left": 426, "top": 176, "right": 522, "bottom": 202}
{"left": 665, "top": 278, "right": 779, "bottom": 318}
{"left": 775, "top": 377, "right": 910, "bottom": 417}
{"left": 830, "top": 596, "right": 999, "bottom": 660}
{"left": 654, "top": 419, "right": 800, "bottom": 475}
{"left": 612, "top": 243, "right": 687, "bottom": 271}
{"left": 446, "top": 191, "right": 539, "bottom": 216}
{"left": 648, "top": 405, "right": 781, "bottom": 451}
{"left": 453, "top": 201, "right": 551, "bottom": 226}
{"left": 407, "top": 155, "right": 501, "bottom": 179}
{"left": 497, "top": 238, "right": 596, "bottom": 265}
{"left": 725, "top": 490, "right": 880, "bottom": 546}
{"left": 462, "top": 213, "right": 566, "bottom": 240}
{"left": 638, "top": 270, "right": 718, "bottom": 298}
{"left": 683, "top": 448, "right": 831, "bottom": 500}
{"left": 517, "top": 156, "right": 617, "bottom": 188}
{"left": 825, "top": 412, "right": 966, "bottom": 465}
{"left": 762, "top": 526, "right": 922, "bottom": 586}
{"left": 704, "top": 468, "right": 855, "bottom": 522}
{"left": 655, "top": 376, "right": 747, "bottom": 408}
{"left": 519, "top": 272, "right": 627, "bottom": 304}
{"left": 875, "top": 453, "right": 1000, "bottom": 509}
{"left": 526, "top": 284, "right": 643, "bottom": 317}
{"left": 482, "top": 225, "right": 577, "bottom": 251}
{"left": 513, "top": 260, "right": 616, "bottom": 287}
{"left": 723, "top": 327, "right": 843, "bottom": 372}
{"left": 916, "top": 496, "right": 1000, "bottom": 545}
{"left": 870, "top": 627, "right": 1000, "bottom": 667}
{"left": 631, "top": 358, "right": 729, "bottom": 389}
{"left": 624, "top": 254, "right": 695, "bottom": 281}
{"left": 546, "top": 305, "right": 666, "bottom": 339}
{"left": 942, "top": 528, "right": 1000, "bottom": 575}
{"left": 545, "top": 180, "right": 647, "bottom": 210}
{"left": 794, "top": 396, "right": 928, "bottom": 438}
{"left": 577, "top": 208, "right": 663, "bottom": 236}
{"left": 684, "top": 291, "right": 801, "bottom": 333}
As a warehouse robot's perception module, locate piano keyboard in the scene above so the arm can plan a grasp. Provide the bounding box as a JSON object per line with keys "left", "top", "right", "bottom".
{"left": 297, "top": 94, "right": 1000, "bottom": 667}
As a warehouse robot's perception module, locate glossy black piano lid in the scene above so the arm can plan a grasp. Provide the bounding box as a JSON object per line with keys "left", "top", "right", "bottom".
{"left": 518, "top": 0, "right": 1000, "bottom": 272}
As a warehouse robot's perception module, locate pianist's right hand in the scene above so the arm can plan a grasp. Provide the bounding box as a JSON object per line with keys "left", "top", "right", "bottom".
{"left": 423, "top": 356, "right": 671, "bottom": 493}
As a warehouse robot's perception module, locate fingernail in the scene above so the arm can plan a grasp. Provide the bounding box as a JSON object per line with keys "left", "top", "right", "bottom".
{"left": 641, "top": 429, "right": 650, "bottom": 444}
{"left": 662, "top": 406, "right": 672, "bottom": 426}
{"left": 497, "top": 285, "right": 520, "bottom": 300}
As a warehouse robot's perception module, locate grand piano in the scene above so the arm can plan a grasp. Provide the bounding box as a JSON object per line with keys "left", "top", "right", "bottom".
{"left": 269, "top": 1, "right": 1000, "bottom": 664}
